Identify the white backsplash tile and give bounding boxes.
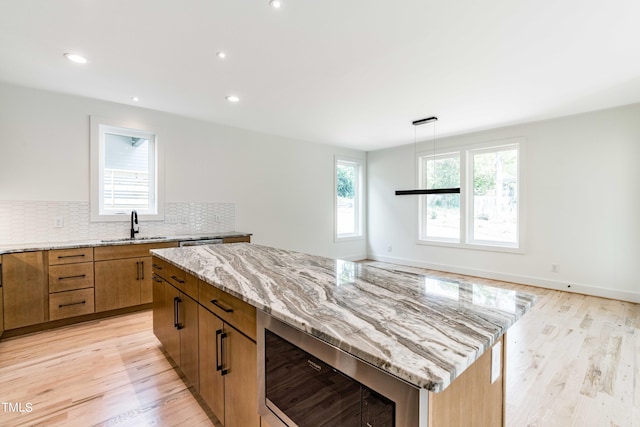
[0,201,235,244]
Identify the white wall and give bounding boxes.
[0,83,366,260]
[368,104,640,302]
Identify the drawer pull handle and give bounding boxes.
[211,299,234,313]
[57,254,86,259]
[59,301,86,308]
[152,275,163,283]
[58,274,87,281]
[152,263,163,270]
[171,275,186,284]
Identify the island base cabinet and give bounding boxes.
[152,276,199,391]
[428,336,505,427]
[199,306,260,427]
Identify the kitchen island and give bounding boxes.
[151,243,536,426]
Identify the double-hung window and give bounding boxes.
[335,157,364,240]
[418,138,523,251]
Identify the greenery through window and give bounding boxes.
[336,158,363,239]
[418,140,522,250]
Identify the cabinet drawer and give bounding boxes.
[151,257,169,280]
[199,282,256,341]
[95,242,178,261]
[166,263,199,299]
[49,288,95,320]
[48,247,94,265]
[49,262,94,293]
[222,236,251,244]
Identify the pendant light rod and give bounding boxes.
[395,188,460,196]
[412,116,438,126]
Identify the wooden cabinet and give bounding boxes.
[48,248,95,321]
[152,274,199,391]
[199,306,259,427]
[95,242,177,312]
[222,236,251,244]
[0,278,4,337]
[1,252,47,329]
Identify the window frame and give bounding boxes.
[416,138,525,253]
[90,116,164,222]
[334,156,365,241]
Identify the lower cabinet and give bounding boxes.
[198,306,260,427]
[1,252,48,329]
[152,275,199,391]
[95,242,177,312]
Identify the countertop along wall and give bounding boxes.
[0,82,366,260]
[367,103,640,303]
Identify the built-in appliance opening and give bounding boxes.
[257,311,427,427]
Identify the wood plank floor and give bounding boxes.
[1,263,638,426]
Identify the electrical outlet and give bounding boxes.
[180,216,188,224]
[53,217,64,228]
[214,215,221,223]
[387,245,392,252]
[551,264,558,273]
[165,216,177,224]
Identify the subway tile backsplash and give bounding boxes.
[0,201,235,244]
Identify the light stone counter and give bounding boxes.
[151,243,536,392]
[0,232,252,255]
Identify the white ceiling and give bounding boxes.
[1,0,639,151]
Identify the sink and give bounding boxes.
[101,236,167,243]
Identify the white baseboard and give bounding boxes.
[340,253,368,262]
[367,253,640,304]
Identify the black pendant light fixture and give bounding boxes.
[395,116,460,196]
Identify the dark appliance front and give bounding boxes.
[265,329,394,427]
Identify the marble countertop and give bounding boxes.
[151,243,537,392]
[0,232,252,255]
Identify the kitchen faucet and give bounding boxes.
[130,210,139,239]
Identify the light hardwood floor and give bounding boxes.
[0,263,638,426]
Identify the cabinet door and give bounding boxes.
[153,278,181,365]
[225,326,260,427]
[2,252,47,329]
[180,294,199,392]
[95,258,141,312]
[199,306,225,424]
[139,256,153,304]
[0,285,4,337]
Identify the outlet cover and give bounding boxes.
[53,217,64,228]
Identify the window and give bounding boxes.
[418,139,523,251]
[90,116,164,221]
[335,157,363,240]
[419,153,461,242]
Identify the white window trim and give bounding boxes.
[334,155,365,242]
[416,137,525,253]
[90,115,165,222]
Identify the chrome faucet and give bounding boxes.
[130,210,139,239]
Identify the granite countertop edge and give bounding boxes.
[0,232,252,255]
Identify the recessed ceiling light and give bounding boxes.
[269,0,282,9]
[132,96,140,102]
[64,53,88,64]
[226,95,240,103]
[217,51,226,59]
